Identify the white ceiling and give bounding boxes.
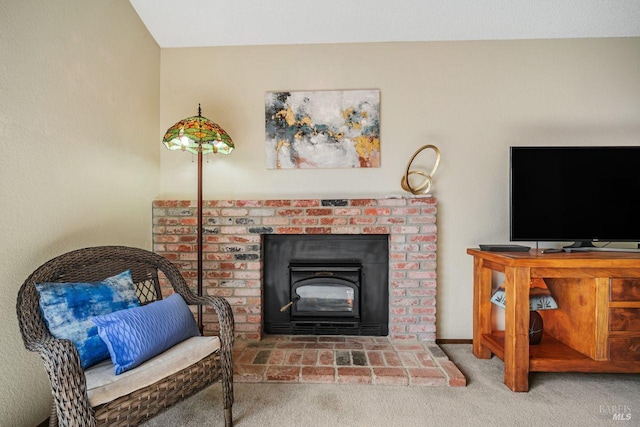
[129,0,640,48]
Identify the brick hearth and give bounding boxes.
[234,335,466,387]
[152,196,437,341]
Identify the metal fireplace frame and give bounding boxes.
[263,234,389,336]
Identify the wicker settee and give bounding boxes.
[16,246,234,427]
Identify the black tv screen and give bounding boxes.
[510,146,640,246]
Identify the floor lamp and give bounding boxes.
[162,104,234,332]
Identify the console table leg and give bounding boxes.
[503,266,530,392]
[473,257,493,358]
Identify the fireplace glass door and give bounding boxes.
[292,278,359,318]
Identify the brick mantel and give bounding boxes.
[152,197,437,341]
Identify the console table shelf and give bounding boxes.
[482,331,640,373]
[468,248,640,392]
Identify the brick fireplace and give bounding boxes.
[152,196,437,341]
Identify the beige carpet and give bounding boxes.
[142,344,639,426]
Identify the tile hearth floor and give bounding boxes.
[233,335,466,387]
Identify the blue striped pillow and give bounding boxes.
[35,270,140,368]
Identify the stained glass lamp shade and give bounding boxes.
[162,105,233,332]
[162,107,234,155]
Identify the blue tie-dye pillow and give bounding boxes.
[35,270,140,369]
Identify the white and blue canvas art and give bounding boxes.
[265,90,380,169]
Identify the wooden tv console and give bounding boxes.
[468,248,640,392]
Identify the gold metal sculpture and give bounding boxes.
[401,144,441,195]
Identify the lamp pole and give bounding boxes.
[197,140,204,334]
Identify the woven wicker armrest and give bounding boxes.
[185,295,235,344]
[32,336,96,424]
[181,294,235,418]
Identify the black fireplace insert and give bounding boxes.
[263,234,388,336]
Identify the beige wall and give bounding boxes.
[0,1,159,425]
[160,38,640,340]
[1,2,639,423]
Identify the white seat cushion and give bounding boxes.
[86,335,220,407]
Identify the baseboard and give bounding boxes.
[436,338,473,344]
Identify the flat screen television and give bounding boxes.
[510,146,640,248]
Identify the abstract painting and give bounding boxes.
[265,90,380,169]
